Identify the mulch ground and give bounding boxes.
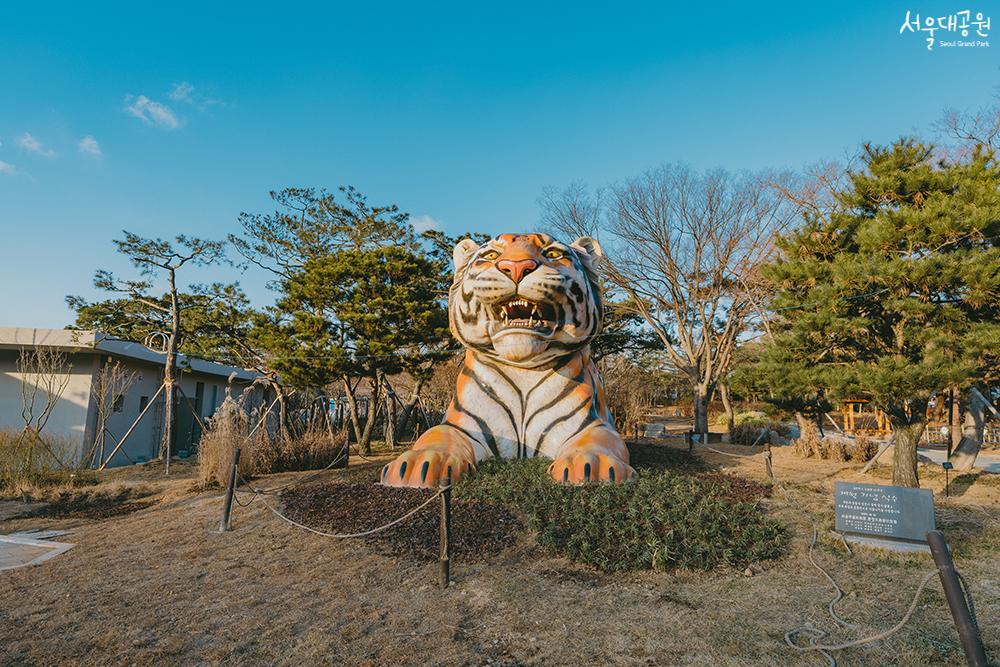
[696,472,773,502]
[279,482,523,562]
[31,500,155,520]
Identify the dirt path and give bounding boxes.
[1,454,998,666]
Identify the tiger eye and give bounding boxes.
[543,248,564,259]
[480,250,500,260]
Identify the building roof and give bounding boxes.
[0,328,258,381]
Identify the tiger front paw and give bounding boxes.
[381,447,475,488]
[547,450,636,485]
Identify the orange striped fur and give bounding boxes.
[383,234,634,487]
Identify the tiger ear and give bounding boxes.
[453,238,481,273]
[571,236,603,263]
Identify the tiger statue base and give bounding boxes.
[382,233,635,488]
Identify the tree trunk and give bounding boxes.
[342,376,363,445]
[358,375,382,455]
[719,382,735,434]
[891,419,924,488]
[948,384,962,456]
[693,382,711,442]
[952,387,987,472]
[160,268,180,470]
[384,381,397,450]
[269,378,291,442]
[395,378,425,441]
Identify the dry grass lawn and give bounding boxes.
[1,443,998,666]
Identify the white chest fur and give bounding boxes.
[446,350,605,460]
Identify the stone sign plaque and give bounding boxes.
[834,482,935,543]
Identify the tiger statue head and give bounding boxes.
[449,233,604,368]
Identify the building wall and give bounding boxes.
[1,348,256,468]
[96,357,246,467]
[0,349,97,463]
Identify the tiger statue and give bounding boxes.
[382,233,635,488]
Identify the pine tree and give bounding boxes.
[761,140,1000,486]
[269,245,450,453]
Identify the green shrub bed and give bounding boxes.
[456,449,786,572]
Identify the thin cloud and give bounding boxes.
[169,81,195,104]
[16,132,55,157]
[0,160,16,175]
[411,214,443,233]
[168,80,223,111]
[78,136,102,157]
[124,95,180,129]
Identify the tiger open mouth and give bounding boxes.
[491,297,558,333]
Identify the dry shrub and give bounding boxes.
[826,439,851,462]
[851,435,879,463]
[731,420,781,446]
[199,397,347,486]
[793,421,822,458]
[0,428,94,495]
[198,398,247,486]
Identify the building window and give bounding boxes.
[113,394,125,413]
[139,396,149,412]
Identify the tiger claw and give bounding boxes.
[548,451,635,485]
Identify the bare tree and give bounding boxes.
[85,360,137,467]
[543,166,795,439]
[91,232,226,469]
[938,99,1000,152]
[17,347,73,468]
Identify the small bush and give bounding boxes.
[793,421,824,459]
[730,418,789,446]
[734,411,768,425]
[199,398,347,486]
[457,458,786,572]
[851,436,879,463]
[0,429,95,495]
[825,439,851,462]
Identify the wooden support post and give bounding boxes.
[177,385,209,433]
[764,442,774,481]
[439,477,452,589]
[99,383,164,470]
[686,429,693,454]
[926,531,988,667]
[219,447,241,532]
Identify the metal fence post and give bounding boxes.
[439,477,452,588]
[219,447,241,532]
[764,442,774,481]
[926,530,988,667]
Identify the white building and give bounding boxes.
[0,328,261,467]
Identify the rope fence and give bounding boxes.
[258,486,447,539]
[215,430,987,660]
[216,441,457,587]
[692,439,985,666]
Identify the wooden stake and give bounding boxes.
[439,477,452,589]
[219,447,241,532]
[177,385,209,432]
[927,531,988,666]
[99,382,164,470]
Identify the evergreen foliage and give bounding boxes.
[757,140,1000,486]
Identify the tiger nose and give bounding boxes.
[496,258,538,284]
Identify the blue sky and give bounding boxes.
[1,1,997,328]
